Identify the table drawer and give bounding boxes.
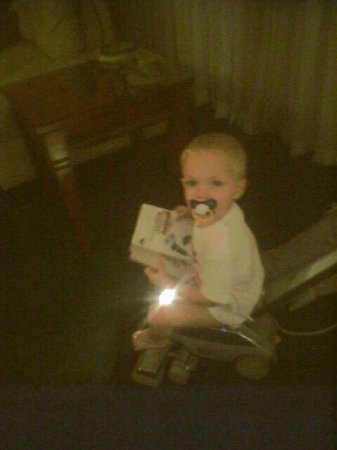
[66,110,172,149]
[132,89,171,119]
[65,103,134,147]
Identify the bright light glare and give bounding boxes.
[158,288,176,306]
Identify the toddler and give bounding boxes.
[133,133,264,351]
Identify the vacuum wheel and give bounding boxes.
[235,355,270,380]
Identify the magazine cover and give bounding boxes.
[129,204,194,278]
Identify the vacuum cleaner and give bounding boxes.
[132,208,337,386]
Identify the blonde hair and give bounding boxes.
[180,133,247,179]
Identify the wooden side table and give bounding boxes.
[2,59,193,251]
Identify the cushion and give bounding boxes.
[0,5,20,51]
[11,0,84,59]
[0,40,51,87]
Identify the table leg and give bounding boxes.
[42,130,91,252]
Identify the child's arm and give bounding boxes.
[144,259,217,307]
[173,205,191,220]
[176,284,217,306]
[144,261,176,289]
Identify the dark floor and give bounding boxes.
[0,113,336,388]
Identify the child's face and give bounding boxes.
[181,150,246,226]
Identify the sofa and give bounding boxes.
[0,0,116,189]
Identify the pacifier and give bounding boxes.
[189,199,217,226]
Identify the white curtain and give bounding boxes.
[123,0,337,165]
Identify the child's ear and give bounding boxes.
[233,178,247,199]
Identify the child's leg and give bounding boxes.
[132,327,172,351]
[132,303,173,351]
[150,300,221,328]
[132,301,220,351]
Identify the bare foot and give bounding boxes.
[132,329,171,351]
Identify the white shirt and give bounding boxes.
[193,202,264,327]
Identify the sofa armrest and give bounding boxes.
[0,3,20,51]
[11,0,84,59]
[11,0,116,59]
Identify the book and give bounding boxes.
[129,204,194,279]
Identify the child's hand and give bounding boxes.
[144,258,175,289]
[173,205,191,220]
[190,263,202,289]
